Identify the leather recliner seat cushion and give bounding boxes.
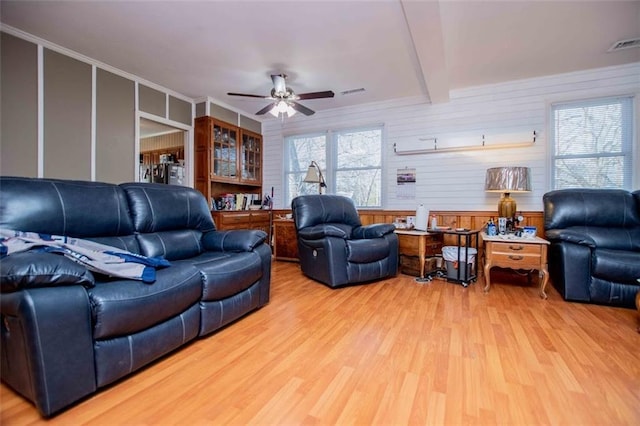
[177,251,263,301]
[347,238,391,263]
[88,264,202,339]
[591,249,640,283]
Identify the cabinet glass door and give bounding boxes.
[212,123,237,179]
[241,132,261,184]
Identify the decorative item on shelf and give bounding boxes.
[485,166,531,219]
[303,161,327,194]
[415,204,428,230]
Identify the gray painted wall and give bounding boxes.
[43,48,92,180]
[169,95,191,125]
[96,69,135,183]
[0,30,261,185]
[139,85,166,117]
[1,33,38,177]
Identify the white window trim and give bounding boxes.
[547,94,636,191]
[284,125,384,207]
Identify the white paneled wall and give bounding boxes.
[262,63,640,210]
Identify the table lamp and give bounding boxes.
[484,167,531,218]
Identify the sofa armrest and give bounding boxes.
[545,229,596,248]
[1,286,96,416]
[297,223,353,240]
[202,229,267,252]
[352,223,396,239]
[1,252,95,293]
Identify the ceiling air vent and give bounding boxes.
[607,37,640,52]
[340,88,366,95]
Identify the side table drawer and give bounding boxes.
[491,252,540,269]
[492,242,540,255]
[220,213,252,225]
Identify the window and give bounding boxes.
[550,96,633,190]
[285,126,383,207]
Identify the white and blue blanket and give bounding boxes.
[0,229,170,283]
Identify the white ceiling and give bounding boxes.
[2,0,639,120]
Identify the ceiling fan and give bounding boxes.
[228,74,334,117]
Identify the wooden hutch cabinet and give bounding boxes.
[195,116,269,238]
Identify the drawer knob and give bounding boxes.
[509,245,524,251]
[508,255,524,261]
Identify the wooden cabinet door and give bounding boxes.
[212,121,238,182]
[240,129,262,186]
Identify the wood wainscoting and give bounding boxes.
[277,209,545,239]
[358,210,545,238]
[275,209,544,266]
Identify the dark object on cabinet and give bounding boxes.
[291,195,398,288]
[543,188,640,308]
[0,177,271,417]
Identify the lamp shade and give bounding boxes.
[303,164,320,183]
[484,167,531,193]
[303,161,326,194]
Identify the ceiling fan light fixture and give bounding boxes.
[269,100,297,118]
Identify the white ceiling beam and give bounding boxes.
[400,0,450,103]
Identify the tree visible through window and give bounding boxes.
[285,126,383,207]
[550,96,633,190]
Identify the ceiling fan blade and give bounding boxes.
[255,103,276,115]
[271,74,287,95]
[228,92,271,99]
[290,102,315,116]
[296,90,335,100]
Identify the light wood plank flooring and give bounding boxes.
[2,261,639,425]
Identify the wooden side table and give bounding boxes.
[273,219,298,261]
[482,233,550,298]
[394,230,443,281]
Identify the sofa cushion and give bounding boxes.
[347,238,390,263]
[88,264,202,339]
[292,195,362,230]
[176,251,263,301]
[136,229,205,261]
[0,177,134,238]
[592,249,640,284]
[544,188,640,230]
[121,182,215,233]
[0,252,95,292]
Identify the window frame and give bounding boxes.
[549,95,635,190]
[284,125,384,208]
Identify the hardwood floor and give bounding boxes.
[2,261,639,425]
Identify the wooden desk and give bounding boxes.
[394,230,443,281]
[482,233,550,298]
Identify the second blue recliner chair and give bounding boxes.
[291,195,398,288]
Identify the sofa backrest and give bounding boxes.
[291,195,361,231]
[120,182,215,260]
[543,188,640,230]
[0,177,136,245]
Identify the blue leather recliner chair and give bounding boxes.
[291,195,398,288]
[543,188,640,308]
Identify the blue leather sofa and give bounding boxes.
[543,188,640,307]
[291,195,398,288]
[0,177,271,416]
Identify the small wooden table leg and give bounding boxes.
[636,290,640,333]
[483,262,492,293]
[539,266,549,299]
